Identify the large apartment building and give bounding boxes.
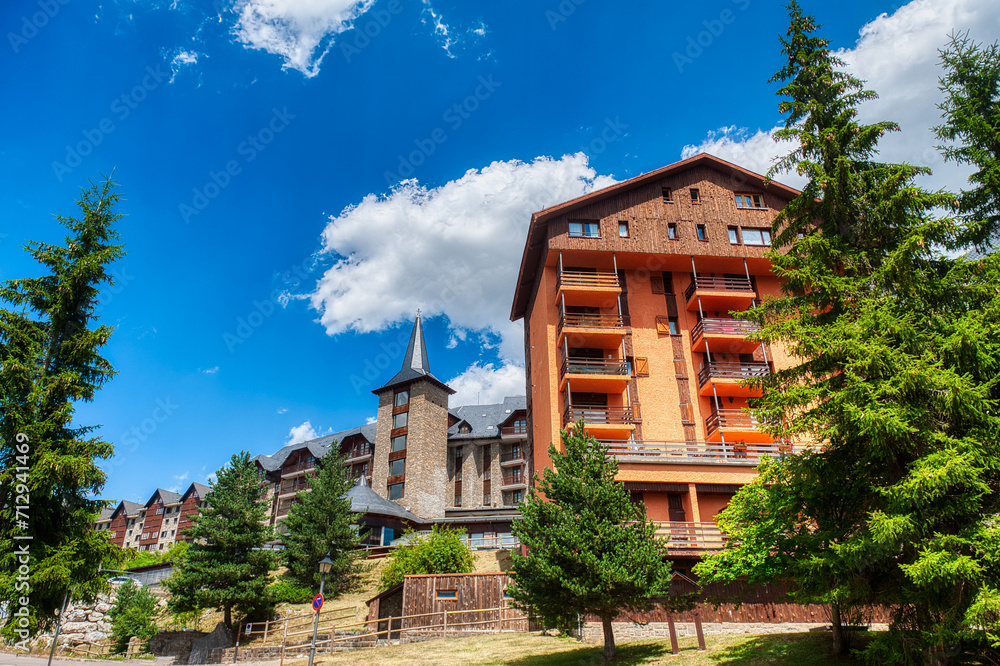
[252,314,530,548]
[94,482,210,552]
[510,153,803,571]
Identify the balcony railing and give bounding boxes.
[691,318,761,344]
[501,472,526,488]
[653,522,726,550]
[602,439,804,464]
[558,312,628,330]
[564,405,634,425]
[278,479,309,495]
[705,409,770,437]
[697,361,771,387]
[282,461,315,476]
[560,357,630,377]
[345,443,374,461]
[500,424,528,437]
[684,275,755,302]
[557,269,620,290]
[500,450,525,464]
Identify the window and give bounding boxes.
[394,389,409,407]
[484,468,491,481]
[662,187,673,202]
[389,459,405,476]
[436,590,457,600]
[618,221,629,238]
[667,223,677,240]
[728,226,740,244]
[454,492,462,507]
[391,435,406,452]
[455,469,463,481]
[158,544,164,550]
[512,490,523,504]
[668,318,679,335]
[151,531,158,539]
[388,483,404,500]
[483,493,491,506]
[697,224,708,241]
[735,193,765,209]
[458,423,471,434]
[690,188,701,203]
[393,412,407,428]
[742,228,772,245]
[156,508,163,515]
[455,446,463,461]
[568,220,600,238]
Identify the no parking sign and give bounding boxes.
[312,593,323,611]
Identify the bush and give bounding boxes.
[108,580,159,653]
[379,526,474,591]
[268,580,314,605]
[127,541,190,569]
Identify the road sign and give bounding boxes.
[312,593,323,611]
[245,623,251,634]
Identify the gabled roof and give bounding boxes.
[180,482,211,501]
[255,424,378,473]
[447,396,527,440]
[374,314,455,395]
[510,153,802,320]
[97,508,114,522]
[344,475,424,522]
[145,488,182,507]
[110,499,145,520]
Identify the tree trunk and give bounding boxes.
[602,614,616,660]
[831,604,844,655]
[224,604,232,631]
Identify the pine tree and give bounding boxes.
[0,177,129,640]
[696,4,1000,663]
[108,580,159,653]
[165,452,277,630]
[281,449,359,593]
[509,422,674,661]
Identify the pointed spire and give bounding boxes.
[373,312,456,395]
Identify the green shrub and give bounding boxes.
[108,581,159,653]
[268,580,314,605]
[127,541,190,569]
[379,526,474,591]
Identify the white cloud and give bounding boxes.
[365,415,377,424]
[173,471,190,482]
[420,1,486,58]
[308,154,615,365]
[277,407,288,414]
[167,484,181,493]
[446,362,526,407]
[168,49,201,84]
[682,0,998,193]
[232,0,375,77]
[202,366,219,374]
[286,420,321,444]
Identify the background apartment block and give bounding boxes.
[511,153,803,572]
[94,482,210,552]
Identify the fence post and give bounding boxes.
[386,616,392,644]
[278,619,288,666]
[443,609,447,636]
[667,615,679,655]
[263,619,269,642]
[694,611,706,651]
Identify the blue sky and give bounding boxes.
[1,0,996,503]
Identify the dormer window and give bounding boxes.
[458,424,471,434]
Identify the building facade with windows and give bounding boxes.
[252,314,529,548]
[94,482,210,552]
[510,153,804,570]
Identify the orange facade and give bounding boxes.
[512,153,801,565]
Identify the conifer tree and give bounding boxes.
[696,4,1000,663]
[0,177,128,640]
[165,452,277,630]
[509,422,674,661]
[281,449,359,593]
[108,580,158,653]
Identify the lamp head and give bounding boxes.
[318,554,334,575]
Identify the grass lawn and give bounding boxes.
[305,630,871,665]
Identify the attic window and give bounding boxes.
[436,590,457,600]
[459,424,471,434]
[690,188,701,203]
[486,425,494,431]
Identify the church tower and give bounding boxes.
[371,313,455,519]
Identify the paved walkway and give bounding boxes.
[0,656,284,666]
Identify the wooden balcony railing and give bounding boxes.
[279,478,309,495]
[500,424,528,437]
[557,269,620,290]
[500,472,525,487]
[705,409,770,437]
[560,357,629,377]
[344,443,374,460]
[558,312,628,330]
[697,361,771,387]
[601,439,804,463]
[653,522,726,550]
[282,460,315,476]
[683,275,755,302]
[564,405,634,425]
[500,449,525,464]
[691,318,761,344]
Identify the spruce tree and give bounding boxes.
[509,422,674,661]
[108,580,158,653]
[281,449,359,593]
[165,452,277,630]
[0,177,129,640]
[696,4,1000,663]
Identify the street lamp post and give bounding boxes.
[306,554,334,666]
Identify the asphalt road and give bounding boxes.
[0,656,282,666]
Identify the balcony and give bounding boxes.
[500,424,528,440]
[603,439,804,465]
[556,269,621,308]
[281,460,316,477]
[683,276,756,312]
[705,409,774,443]
[564,404,636,438]
[500,472,527,490]
[691,318,762,353]
[278,479,309,498]
[345,443,374,463]
[697,361,770,397]
[558,311,628,347]
[653,522,726,552]
[500,449,526,466]
[559,356,630,392]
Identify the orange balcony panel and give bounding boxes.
[691,318,762,354]
[697,362,769,398]
[698,380,763,398]
[684,276,756,312]
[560,374,630,393]
[556,270,621,308]
[704,409,774,443]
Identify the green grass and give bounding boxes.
[307,630,872,665]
